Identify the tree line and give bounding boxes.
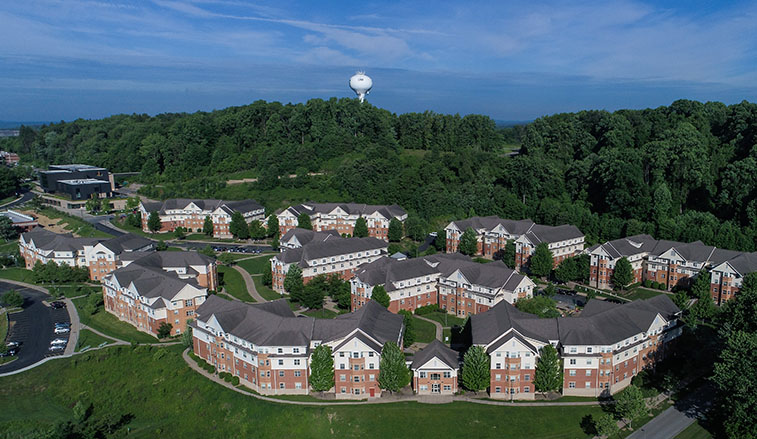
[3,99,757,251]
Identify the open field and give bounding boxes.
[72,297,160,344]
[0,345,605,438]
[0,268,34,283]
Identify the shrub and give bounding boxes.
[414,304,441,315]
[231,376,240,386]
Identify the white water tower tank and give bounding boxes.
[349,72,372,103]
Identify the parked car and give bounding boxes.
[50,338,67,345]
[54,327,70,334]
[6,341,19,349]
[48,344,64,352]
[0,348,18,357]
[54,322,70,328]
[50,301,66,309]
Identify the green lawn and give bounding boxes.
[39,208,113,238]
[110,218,164,240]
[252,275,282,301]
[0,240,18,253]
[0,344,604,438]
[624,287,666,301]
[75,329,112,352]
[237,255,274,276]
[412,316,437,343]
[217,265,253,302]
[301,308,339,319]
[674,421,712,439]
[72,297,160,344]
[51,284,101,298]
[0,310,8,344]
[0,268,34,283]
[418,312,465,328]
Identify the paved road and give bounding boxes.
[628,384,712,439]
[232,265,268,302]
[0,282,71,373]
[1,189,34,209]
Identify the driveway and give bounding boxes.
[0,282,71,374]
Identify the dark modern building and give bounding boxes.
[38,164,115,199]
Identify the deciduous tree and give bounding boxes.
[284,265,304,302]
[203,215,213,236]
[388,218,403,242]
[398,310,415,346]
[229,211,250,239]
[157,322,173,339]
[353,217,368,238]
[147,211,161,232]
[611,257,633,290]
[297,213,312,230]
[529,243,554,278]
[614,385,646,428]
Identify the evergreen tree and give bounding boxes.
[534,344,562,394]
[248,220,266,240]
[0,217,17,241]
[388,218,403,242]
[611,257,634,290]
[229,211,250,239]
[461,345,489,392]
[284,265,304,302]
[378,342,410,392]
[147,211,161,232]
[157,322,173,339]
[181,321,193,348]
[267,215,280,237]
[353,217,369,238]
[202,215,213,236]
[262,267,273,287]
[687,269,715,326]
[459,227,478,256]
[614,385,646,428]
[271,234,280,251]
[529,243,554,278]
[398,310,415,346]
[297,213,312,230]
[309,345,335,392]
[1,289,23,307]
[370,285,390,307]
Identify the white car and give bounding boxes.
[54,327,70,334]
[48,344,64,351]
[50,338,67,345]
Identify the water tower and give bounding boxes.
[349,71,372,103]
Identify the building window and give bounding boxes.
[569,382,576,389]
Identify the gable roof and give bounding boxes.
[411,339,459,369]
[524,224,584,245]
[98,233,154,254]
[276,236,388,267]
[21,228,102,252]
[449,216,534,235]
[280,228,340,247]
[285,203,406,220]
[353,257,439,291]
[142,199,263,215]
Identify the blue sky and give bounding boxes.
[1,0,756,121]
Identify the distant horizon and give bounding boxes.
[2,0,756,121]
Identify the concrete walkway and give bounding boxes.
[415,315,443,341]
[232,265,267,302]
[63,297,80,355]
[182,348,603,407]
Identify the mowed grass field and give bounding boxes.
[0,345,604,439]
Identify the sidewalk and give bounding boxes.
[415,315,443,341]
[232,265,267,302]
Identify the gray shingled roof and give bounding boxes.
[411,339,460,369]
[430,254,526,290]
[353,257,438,291]
[281,228,340,247]
[21,228,102,252]
[276,236,388,267]
[723,252,757,276]
[450,216,534,235]
[524,224,584,245]
[110,262,199,301]
[131,251,214,269]
[470,300,557,345]
[195,296,403,349]
[99,233,154,254]
[286,203,406,220]
[142,198,263,215]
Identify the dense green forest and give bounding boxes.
[2,98,757,251]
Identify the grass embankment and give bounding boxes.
[0,345,605,438]
[38,208,112,238]
[412,316,437,343]
[674,421,712,439]
[0,309,8,344]
[75,329,112,352]
[252,276,281,301]
[0,240,18,253]
[72,297,160,344]
[217,265,252,303]
[0,268,34,283]
[623,287,666,301]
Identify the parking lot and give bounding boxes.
[0,281,71,374]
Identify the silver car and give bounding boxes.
[50,338,67,345]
